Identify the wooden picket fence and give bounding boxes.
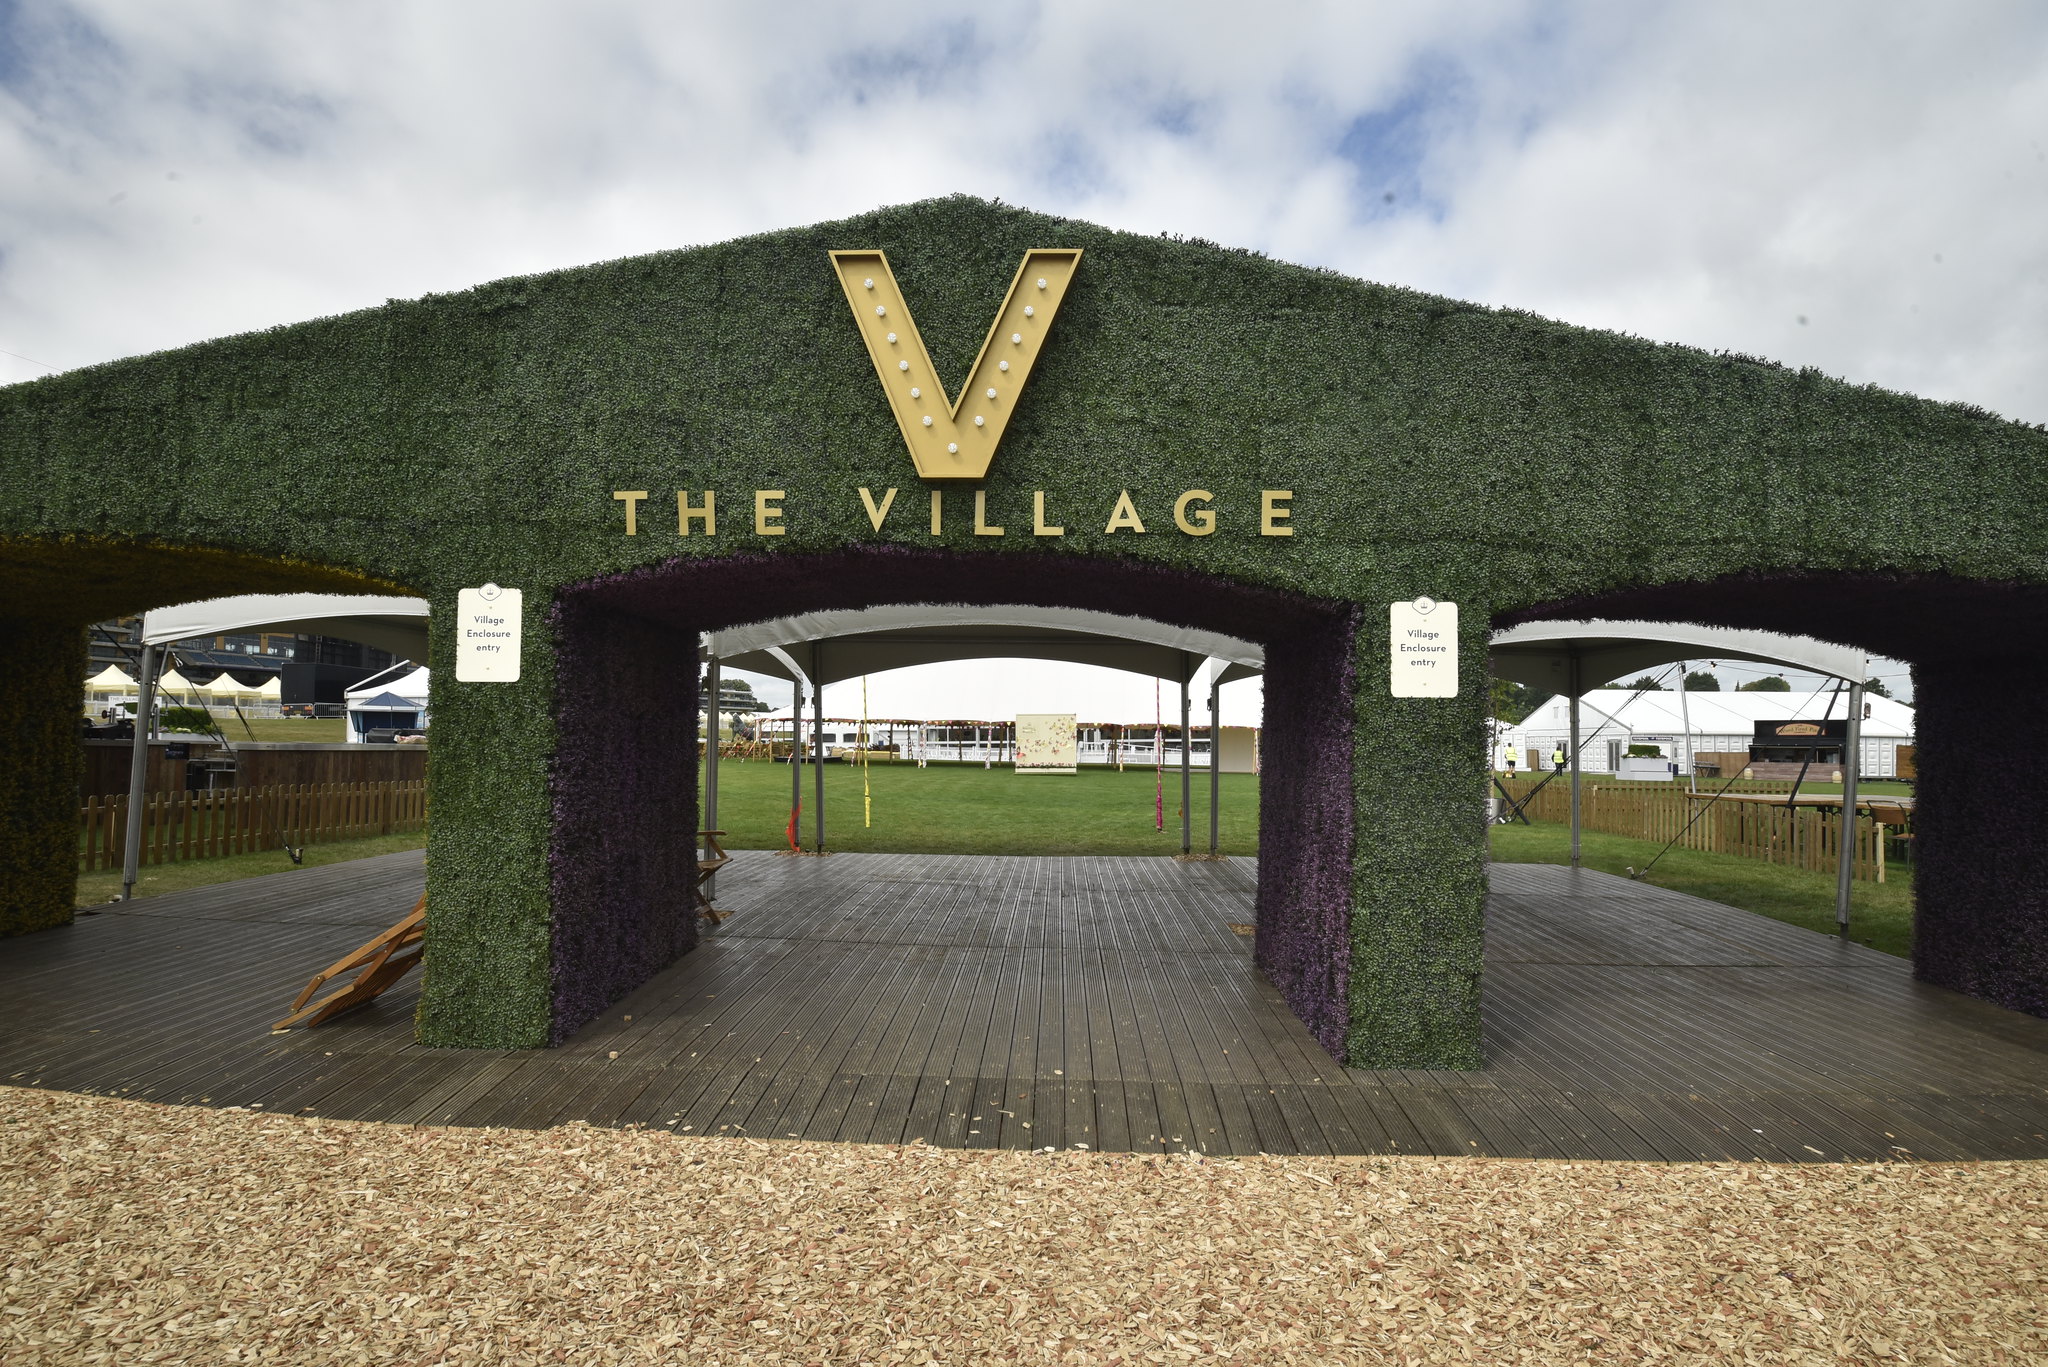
[78,781,427,871]
[1498,777,1893,882]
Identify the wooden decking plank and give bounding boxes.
[848,941,973,1145]
[933,946,1019,1147]
[745,935,939,1143]
[894,948,999,1147]
[834,951,953,1145]
[1524,974,1867,1163]
[1159,949,1304,1154]
[1380,1071,1494,1157]
[622,935,858,1134]
[1077,947,1132,1154]
[721,935,909,1139]
[667,944,864,1140]
[314,1055,473,1123]
[1025,946,1069,1151]
[1484,1000,1759,1161]
[994,945,1048,1150]
[1096,947,1166,1153]
[1482,962,1784,1159]
[778,948,947,1145]
[801,948,957,1144]
[441,1055,568,1129]
[1419,1072,1575,1161]
[14,851,2048,1163]
[1129,953,1233,1154]
[364,1052,511,1125]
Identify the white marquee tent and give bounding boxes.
[1499,689,1914,778]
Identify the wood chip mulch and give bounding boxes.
[3,1086,2043,1364]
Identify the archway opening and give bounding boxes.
[549,547,1361,1062]
[0,535,413,937]
[1498,569,2048,1019]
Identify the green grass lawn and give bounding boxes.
[74,832,426,907]
[67,756,1911,961]
[183,716,348,743]
[1489,819,1913,958]
[703,758,1260,856]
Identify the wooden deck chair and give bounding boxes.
[696,830,732,922]
[273,893,426,1030]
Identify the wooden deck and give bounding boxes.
[5,850,2045,1160]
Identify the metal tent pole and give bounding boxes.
[1835,680,1865,939]
[812,643,826,852]
[1179,659,1193,856]
[1676,659,1695,792]
[704,656,721,898]
[790,680,803,847]
[119,641,159,901]
[1568,651,1583,871]
[1207,667,1221,857]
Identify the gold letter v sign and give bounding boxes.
[831,249,1080,481]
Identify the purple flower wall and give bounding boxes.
[1504,569,2048,1021]
[548,598,702,1043]
[550,546,1358,1052]
[1912,665,2048,1015]
[1251,616,1361,1055]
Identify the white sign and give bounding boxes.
[456,584,522,682]
[1389,597,1458,698]
[1015,713,1078,774]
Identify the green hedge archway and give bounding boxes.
[5,196,2047,1065]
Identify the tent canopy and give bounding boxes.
[85,664,134,689]
[140,593,429,659]
[1489,620,1868,697]
[345,664,429,704]
[703,605,1263,690]
[348,691,422,711]
[1512,688,1916,740]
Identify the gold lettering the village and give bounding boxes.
[609,487,1294,539]
[608,249,1293,543]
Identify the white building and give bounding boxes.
[1496,689,1914,779]
[752,713,1258,769]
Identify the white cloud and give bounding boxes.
[4,1,2041,420]
[0,1,2025,706]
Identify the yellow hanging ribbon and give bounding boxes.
[862,675,872,829]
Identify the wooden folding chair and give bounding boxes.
[273,893,426,1030]
[696,830,732,922]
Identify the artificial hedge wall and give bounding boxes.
[6,196,2048,1062]
[0,620,85,937]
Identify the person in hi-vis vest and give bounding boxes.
[1551,746,1567,774]
[1503,745,1518,774]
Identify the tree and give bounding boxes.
[1489,678,1552,725]
[1736,675,1791,692]
[1683,670,1720,691]
[712,677,767,713]
[702,673,769,743]
[1863,676,1894,699]
[1619,675,1666,691]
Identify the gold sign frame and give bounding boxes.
[831,248,1081,480]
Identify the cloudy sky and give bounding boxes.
[8,0,2036,711]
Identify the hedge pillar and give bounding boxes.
[415,588,558,1048]
[1342,603,1489,1069]
[0,620,85,938]
[1912,662,2048,1017]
